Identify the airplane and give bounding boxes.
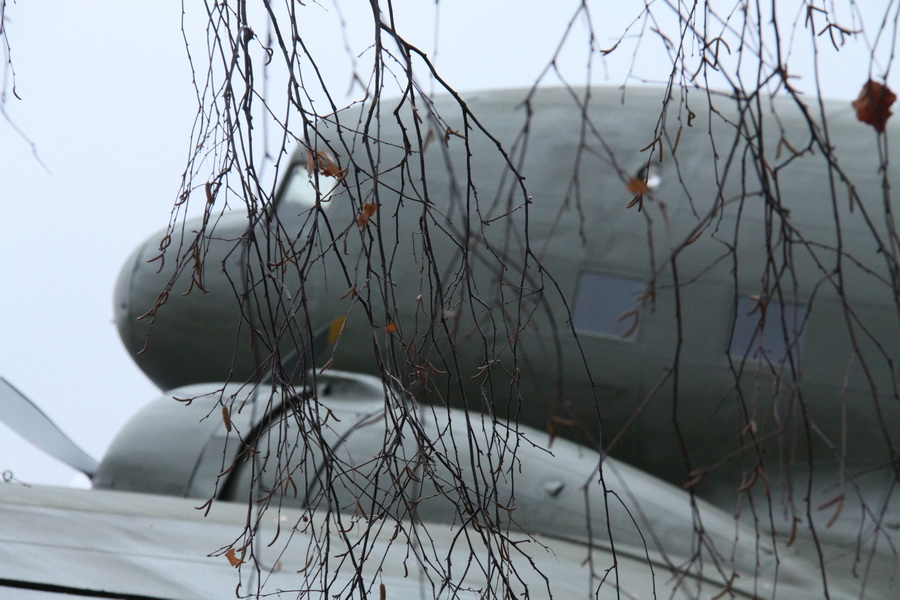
[2,85,898,598]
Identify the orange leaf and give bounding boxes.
[626,178,650,195]
[357,202,378,227]
[852,80,896,133]
[305,149,347,180]
[225,548,245,567]
[385,322,397,333]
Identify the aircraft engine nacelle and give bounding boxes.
[92,370,844,599]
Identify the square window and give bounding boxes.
[729,297,806,363]
[572,272,644,340]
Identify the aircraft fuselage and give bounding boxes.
[115,87,900,491]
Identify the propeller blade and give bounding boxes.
[263,316,345,386]
[0,377,99,478]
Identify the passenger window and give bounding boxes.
[729,297,806,363]
[572,272,645,340]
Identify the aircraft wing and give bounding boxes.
[0,482,693,600]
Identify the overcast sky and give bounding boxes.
[0,1,891,487]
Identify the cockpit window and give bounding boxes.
[277,163,339,210]
[729,296,806,363]
[572,272,645,340]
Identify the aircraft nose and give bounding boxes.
[113,242,149,367]
[113,208,329,390]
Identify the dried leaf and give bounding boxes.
[599,39,621,55]
[710,573,739,600]
[423,128,435,150]
[323,408,341,423]
[225,548,245,567]
[306,149,347,180]
[683,469,707,489]
[740,419,758,437]
[385,321,397,333]
[616,307,640,338]
[217,462,236,477]
[819,494,845,528]
[195,497,213,516]
[745,296,764,316]
[684,228,703,246]
[547,415,576,445]
[402,465,422,483]
[626,178,650,195]
[221,405,232,433]
[357,202,378,228]
[786,515,802,547]
[296,555,315,574]
[852,80,896,133]
[736,469,758,493]
[327,316,345,345]
[443,127,465,145]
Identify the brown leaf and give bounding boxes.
[357,202,378,228]
[852,80,896,133]
[225,548,245,567]
[443,127,465,145]
[616,307,640,338]
[204,181,216,205]
[683,469,707,489]
[786,516,802,547]
[222,405,232,432]
[195,497,213,516]
[305,149,347,180]
[819,494,845,528]
[626,178,650,195]
[736,469,758,493]
[684,228,703,246]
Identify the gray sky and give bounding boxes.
[0,1,890,486]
